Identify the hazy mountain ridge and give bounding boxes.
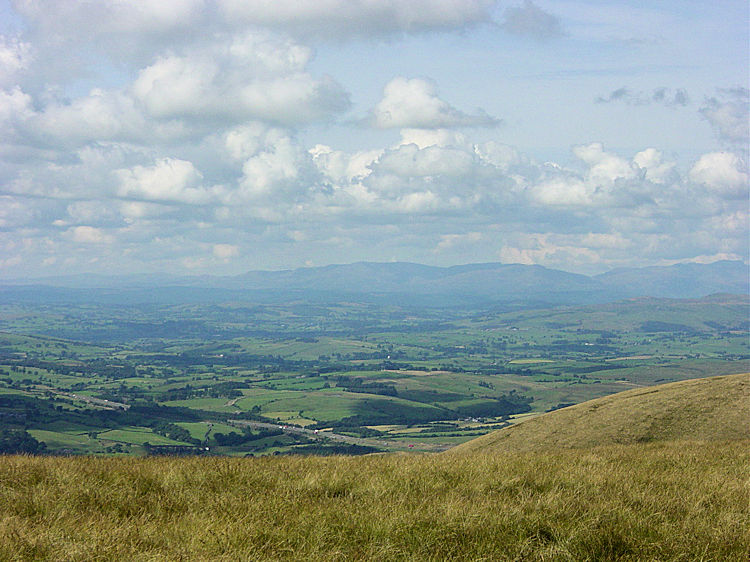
[2,260,747,305]
[594,261,750,298]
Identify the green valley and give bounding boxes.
[1,293,747,456]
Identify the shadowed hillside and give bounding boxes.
[452,373,750,454]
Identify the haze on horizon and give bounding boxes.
[0,0,747,279]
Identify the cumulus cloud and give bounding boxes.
[14,0,205,37]
[502,1,563,39]
[63,201,119,227]
[212,243,239,260]
[0,31,349,155]
[18,0,497,44]
[371,77,499,129]
[573,142,637,186]
[632,148,676,184]
[0,86,33,125]
[235,133,317,201]
[1,85,193,150]
[0,196,37,228]
[116,158,212,204]
[6,139,750,274]
[24,89,162,147]
[67,226,114,244]
[398,128,469,149]
[689,152,748,199]
[0,1,747,277]
[216,0,496,38]
[498,232,627,269]
[0,35,32,86]
[700,88,749,145]
[526,143,681,210]
[373,143,476,180]
[12,0,205,64]
[132,33,350,126]
[596,87,689,107]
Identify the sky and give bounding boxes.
[0,0,748,278]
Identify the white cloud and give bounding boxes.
[633,148,676,184]
[119,201,172,221]
[689,152,748,199]
[0,86,33,125]
[398,128,467,149]
[14,0,205,36]
[398,190,440,212]
[580,232,631,250]
[212,243,239,259]
[1,142,143,200]
[666,253,745,265]
[502,1,563,39]
[0,255,22,269]
[700,88,749,145]
[216,0,496,38]
[373,143,476,180]
[436,232,482,252]
[498,233,619,269]
[371,77,498,129]
[131,34,350,125]
[225,123,272,161]
[573,142,637,188]
[532,176,591,206]
[132,55,217,119]
[25,89,157,147]
[236,134,312,199]
[65,201,118,226]
[68,226,114,244]
[0,196,36,228]
[0,35,32,86]
[474,141,526,171]
[0,1,747,277]
[309,144,382,183]
[116,158,212,204]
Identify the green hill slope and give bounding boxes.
[452,373,750,454]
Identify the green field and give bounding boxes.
[97,427,192,446]
[1,294,748,456]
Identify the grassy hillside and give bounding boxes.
[1,440,748,560]
[453,373,750,454]
[2,374,748,559]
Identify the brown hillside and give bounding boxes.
[451,373,750,454]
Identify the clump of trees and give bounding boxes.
[0,429,46,454]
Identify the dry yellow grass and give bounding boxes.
[2,374,748,560]
[452,373,750,454]
[1,440,748,560]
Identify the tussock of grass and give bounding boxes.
[1,440,748,560]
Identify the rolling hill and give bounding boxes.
[452,373,750,453]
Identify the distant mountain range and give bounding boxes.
[2,260,748,306]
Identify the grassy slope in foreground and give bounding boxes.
[1,441,748,560]
[452,373,750,454]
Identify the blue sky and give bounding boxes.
[0,0,747,277]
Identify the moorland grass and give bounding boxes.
[1,439,748,561]
[453,373,750,454]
